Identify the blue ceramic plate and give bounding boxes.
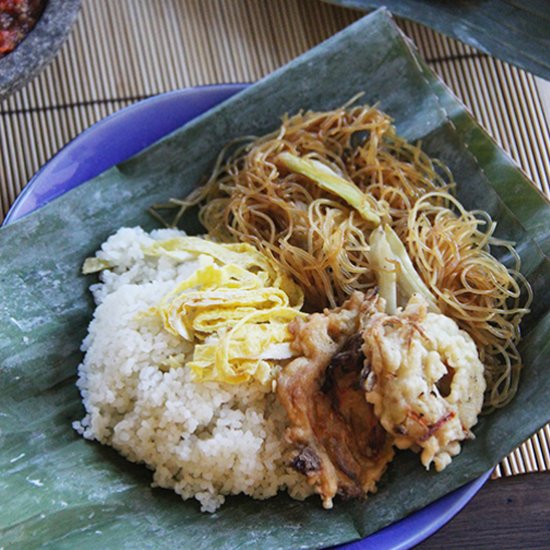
[4,84,492,549]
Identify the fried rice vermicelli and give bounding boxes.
[153,102,532,410]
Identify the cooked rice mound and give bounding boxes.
[73,227,311,512]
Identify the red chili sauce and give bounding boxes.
[0,0,45,58]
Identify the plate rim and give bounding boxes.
[3,84,492,550]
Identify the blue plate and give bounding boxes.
[4,84,492,549]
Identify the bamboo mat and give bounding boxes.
[0,0,548,478]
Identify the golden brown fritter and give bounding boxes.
[362,295,486,471]
[276,292,394,509]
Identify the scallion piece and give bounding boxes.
[278,151,381,225]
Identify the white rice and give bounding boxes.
[73,227,311,512]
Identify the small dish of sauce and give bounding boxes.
[0,0,45,58]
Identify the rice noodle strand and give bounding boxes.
[155,105,531,411]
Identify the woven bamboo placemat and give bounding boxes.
[0,0,548,478]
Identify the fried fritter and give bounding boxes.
[276,292,394,509]
[362,294,486,471]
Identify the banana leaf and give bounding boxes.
[321,0,550,80]
[1,9,549,549]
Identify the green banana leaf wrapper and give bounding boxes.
[321,0,550,81]
[1,9,549,549]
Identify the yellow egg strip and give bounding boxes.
[147,236,303,306]
[151,237,304,384]
[190,308,302,384]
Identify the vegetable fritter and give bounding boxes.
[362,294,486,471]
[276,292,394,509]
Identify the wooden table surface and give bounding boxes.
[418,474,550,549]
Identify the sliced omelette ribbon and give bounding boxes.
[147,237,304,384]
